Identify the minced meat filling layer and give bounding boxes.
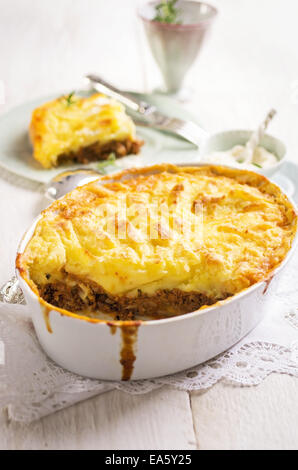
[57,138,143,165]
[39,282,230,321]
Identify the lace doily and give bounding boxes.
[1,247,298,423]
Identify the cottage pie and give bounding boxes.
[29,92,143,168]
[17,164,297,320]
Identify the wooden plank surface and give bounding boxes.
[1,375,298,450]
[0,388,196,450]
[191,374,298,450]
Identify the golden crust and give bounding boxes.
[17,164,297,314]
[29,93,141,168]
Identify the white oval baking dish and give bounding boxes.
[16,164,298,381]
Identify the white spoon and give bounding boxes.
[240,109,277,163]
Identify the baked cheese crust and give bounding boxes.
[17,164,297,318]
[29,92,142,168]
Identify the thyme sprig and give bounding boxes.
[64,91,76,106]
[154,0,181,24]
[97,153,117,174]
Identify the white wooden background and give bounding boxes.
[0,0,298,450]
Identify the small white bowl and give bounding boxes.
[200,130,286,178]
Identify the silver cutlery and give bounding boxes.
[44,168,101,201]
[85,74,208,148]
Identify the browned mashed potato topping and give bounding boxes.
[17,164,297,320]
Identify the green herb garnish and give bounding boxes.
[64,91,76,106]
[237,159,245,163]
[154,0,181,24]
[252,162,262,168]
[97,153,116,174]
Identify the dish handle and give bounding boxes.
[0,276,25,305]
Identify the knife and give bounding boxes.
[85,74,208,148]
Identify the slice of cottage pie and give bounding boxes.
[29,92,143,169]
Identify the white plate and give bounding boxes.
[0,92,202,183]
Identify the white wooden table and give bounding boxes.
[0,0,298,450]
